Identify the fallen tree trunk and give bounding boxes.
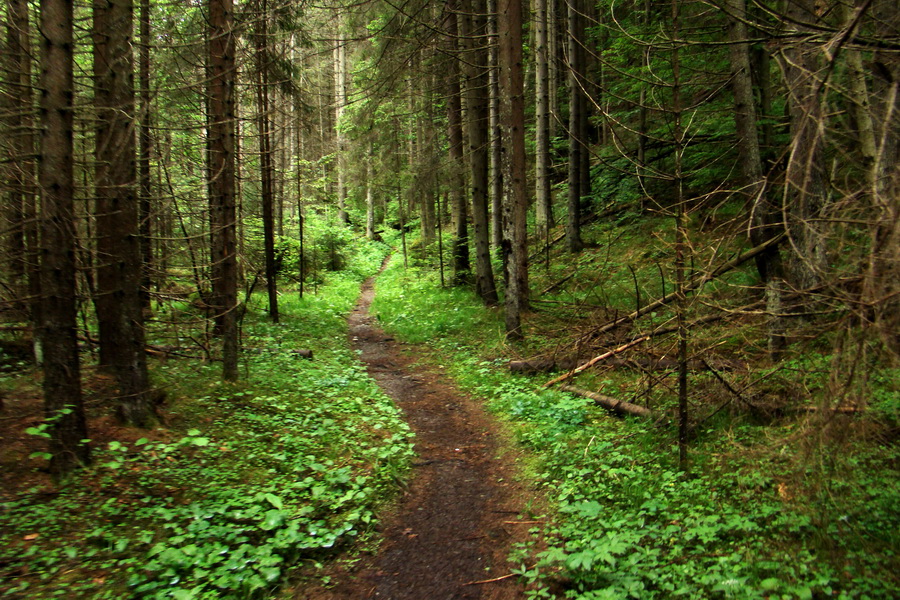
[560,385,653,418]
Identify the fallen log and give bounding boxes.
[560,385,653,418]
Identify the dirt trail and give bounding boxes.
[295,274,528,599]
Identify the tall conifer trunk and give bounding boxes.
[255,0,278,322]
[566,0,586,252]
[446,0,470,283]
[208,0,239,380]
[461,0,498,304]
[534,0,552,239]
[93,0,153,425]
[138,0,152,309]
[38,0,90,478]
[499,0,529,339]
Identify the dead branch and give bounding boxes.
[542,336,651,388]
[592,233,785,336]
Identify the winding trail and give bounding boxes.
[297,271,527,599]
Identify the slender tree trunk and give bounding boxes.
[255,0,278,323]
[499,0,529,340]
[38,0,91,479]
[671,0,688,473]
[461,0,498,304]
[93,0,153,425]
[334,26,349,225]
[535,0,552,239]
[421,61,437,249]
[726,0,785,360]
[365,156,377,242]
[636,0,651,204]
[446,0,470,283]
[138,0,152,310]
[565,0,585,252]
[208,0,239,380]
[548,0,559,137]
[3,0,30,308]
[488,0,503,251]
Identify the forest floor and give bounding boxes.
[290,273,530,600]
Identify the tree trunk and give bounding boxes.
[534,0,552,239]
[93,0,153,425]
[461,0,499,304]
[334,26,350,225]
[446,0,471,283]
[726,0,786,360]
[138,0,152,310]
[498,0,529,340]
[488,0,503,252]
[3,0,32,310]
[566,0,585,252]
[255,0,279,323]
[208,0,239,380]
[671,0,688,472]
[366,150,377,240]
[38,0,91,479]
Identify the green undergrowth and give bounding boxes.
[1,240,415,599]
[371,254,900,600]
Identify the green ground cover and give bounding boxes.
[371,247,900,600]
[1,239,414,599]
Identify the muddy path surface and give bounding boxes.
[294,273,529,600]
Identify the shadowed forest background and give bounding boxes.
[1,0,898,597]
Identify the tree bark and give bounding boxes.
[725,0,786,360]
[3,0,34,310]
[534,0,552,239]
[446,0,470,283]
[38,0,91,478]
[255,0,279,323]
[366,149,377,240]
[208,0,239,380]
[334,26,350,225]
[488,0,503,251]
[498,0,529,340]
[93,0,153,425]
[138,0,152,310]
[566,0,586,252]
[461,0,499,304]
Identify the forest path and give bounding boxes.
[293,269,528,600]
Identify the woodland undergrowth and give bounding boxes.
[372,216,900,600]
[0,237,414,599]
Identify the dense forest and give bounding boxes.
[1,0,898,597]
